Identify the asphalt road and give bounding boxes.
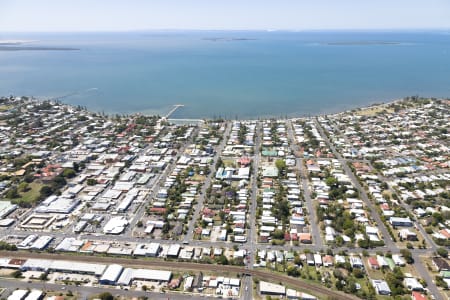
[184,123,231,242]
[0,278,214,300]
[287,120,323,249]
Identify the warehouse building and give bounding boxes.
[99,264,124,285]
[103,216,128,234]
[167,244,181,258]
[117,268,172,286]
[0,201,18,219]
[117,268,134,286]
[21,259,106,276]
[133,269,172,282]
[30,236,53,250]
[259,281,286,296]
[7,289,29,300]
[35,195,80,214]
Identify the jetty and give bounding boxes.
[165,104,184,118]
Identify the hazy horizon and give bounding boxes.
[1,0,449,32]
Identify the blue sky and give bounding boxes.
[1,0,449,32]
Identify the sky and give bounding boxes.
[0,0,449,32]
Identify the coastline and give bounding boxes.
[1,95,429,120]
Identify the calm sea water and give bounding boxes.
[0,31,449,119]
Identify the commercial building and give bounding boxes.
[259,281,286,296]
[99,264,124,285]
[167,244,181,258]
[30,235,53,250]
[116,268,172,285]
[0,201,17,219]
[35,195,80,214]
[103,216,128,234]
[21,259,107,276]
[7,290,29,300]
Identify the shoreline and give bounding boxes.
[2,95,434,120]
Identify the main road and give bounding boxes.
[184,122,231,242]
[0,278,213,300]
[242,120,261,300]
[287,120,323,249]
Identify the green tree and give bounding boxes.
[86,178,97,186]
[216,255,229,265]
[12,270,23,278]
[18,182,29,192]
[275,159,286,174]
[39,272,49,281]
[437,247,448,258]
[98,292,114,300]
[40,186,53,198]
[352,268,364,278]
[287,265,300,277]
[6,187,20,199]
[271,229,285,240]
[62,168,76,178]
[51,175,66,189]
[400,249,414,264]
[325,176,337,187]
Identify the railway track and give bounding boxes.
[0,250,359,300]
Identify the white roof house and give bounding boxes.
[372,280,391,295]
[404,277,424,291]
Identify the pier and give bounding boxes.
[165,104,184,118]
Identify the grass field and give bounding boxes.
[355,106,394,116]
[0,105,13,112]
[191,174,206,182]
[4,182,43,205]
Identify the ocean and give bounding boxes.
[0,31,449,119]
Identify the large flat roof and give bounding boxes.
[260,281,286,295]
[22,259,107,276]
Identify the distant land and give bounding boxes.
[324,41,402,46]
[0,46,80,51]
[0,39,79,51]
[202,37,258,42]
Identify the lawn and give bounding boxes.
[4,182,43,205]
[222,159,236,168]
[191,174,206,182]
[0,105,13,112]
[355,106,394,117]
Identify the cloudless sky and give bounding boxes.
[1,0,449,32]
